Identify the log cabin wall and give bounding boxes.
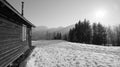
[0,0,35,67]
[0,16,29,67]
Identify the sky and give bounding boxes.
[7,0,120,28]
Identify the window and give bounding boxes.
[22,24,27,41]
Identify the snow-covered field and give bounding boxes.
[26,40,120,67]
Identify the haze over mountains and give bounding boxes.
[32,25,75,40]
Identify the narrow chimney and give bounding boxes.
[21,1,24,16]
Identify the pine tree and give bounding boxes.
[92,23,97,44]
[92,23,107,45]
[63,34,68,40]
[68,29,75,42]
[53,32,62,39]
[68,19,92,44]
[115,25,120,46]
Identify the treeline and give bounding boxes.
[106,26,120,46]
[53,19,120,46]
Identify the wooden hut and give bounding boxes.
[0,0,35,67]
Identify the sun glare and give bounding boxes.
[95,9,107,19]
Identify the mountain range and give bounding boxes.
[32,24,75,40]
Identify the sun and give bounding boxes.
[95,9,107,19]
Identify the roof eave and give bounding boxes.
[0,0,35,27]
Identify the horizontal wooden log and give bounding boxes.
[0,28,21,34]
[0,23,21,29]
[0,25,21,30]
[0,44,22,60]
[0,37,20,40]
[0,40,28,48]
[0,40,20,47]
[0,34,21,37]
[0,45,28,67]
[0,31,21,35]
[0,32,21,35]
[0,41,21,52]
[0,34,20,37]
[0,27,21,34]
[0,25,21,31]
[0,38,20,43]
[0,42,28,59]
[2,52,22,67]
[0,36,20,41]
[0,17,21,29]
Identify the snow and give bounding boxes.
[26,40,120,67]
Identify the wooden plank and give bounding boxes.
[0,29,21,34]
[0,17,21,28]
[0,41,21,52]
[0,34,20,37]
[0,44,22,60]
[0,42,28,60]
[0,27,21,34]
[0,33,20,35]
[0,23,21,31]
[0,25,21,30]
[0,35,20,40]
[0,47,20,61]
[0,45,28,67]
[0,40,20,47]
[0,38,20,43]
[0,34,21,38]
[0,35,20,41]
[0,17,22,37]
[2,51,23,67]
[0,35,20,38]
[0,32,21,36]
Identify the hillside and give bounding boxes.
[26,40,120,67]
